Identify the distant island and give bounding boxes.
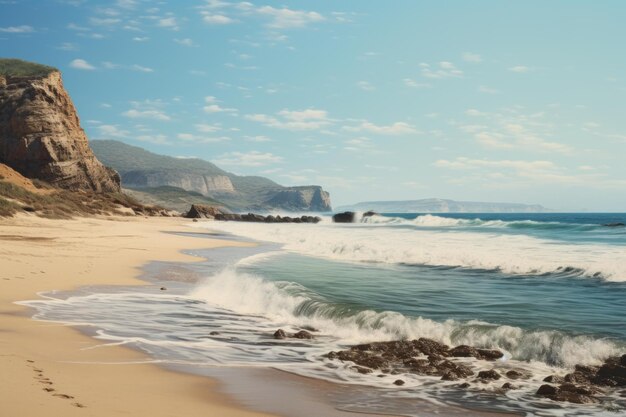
[336,198,550,213]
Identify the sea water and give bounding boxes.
[21,213,626,416]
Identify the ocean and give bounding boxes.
[21,212,626,416]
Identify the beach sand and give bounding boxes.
[0,214,274,417]
[0,214,518,417]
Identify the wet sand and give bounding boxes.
[0,214,517,417]
[0,214,273,417]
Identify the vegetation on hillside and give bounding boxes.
[0,58,57,78]
[124,186,227,213]
[0,180,166,218]
[91,140,230,176]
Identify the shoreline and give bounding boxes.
[1,214,583,417]
[0,214,274,417]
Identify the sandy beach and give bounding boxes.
[0,214,274,417]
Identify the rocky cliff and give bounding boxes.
[0,60,120,192]
[122,170,235,194]
[264,186,331,212]
[92,140,332,212]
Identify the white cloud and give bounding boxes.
[404,78,431,89]
[136,134,169,145]
[462,52,482,63]
[357,81,375,91]
[465,108,486,117]
[158,17,178,30]
[96,124,129,138]
[177,133,230,143]
[202,96,238,113]
[194,123,221,133]
[102,61,120,69]
[459,108,573,153]
[174,38,195,46]
[246,108,330,130]
[67,23,90,31]
[202,12,235,24]
[344,121,418,135]
[204,104,238,113]
[133,36,149,42]
[0,25,35,33]
[433,157,619,187]
[213,151,283,167]
[245,135,272,142]
[509,65,531,73]
[131,64,154,72]
[256,6,324,29]
[90,17,121,26]
[123,109,170,121]
[434,157,556,172]
[478,85,499,94]
[57,42,78,51]
[420,61,463,79]
[69,58,96,70]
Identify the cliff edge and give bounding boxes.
[0,58,120,192]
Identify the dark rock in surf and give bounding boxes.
[449,345,503,360]
[325,338,474,380]
[352,366,373,374]
[209,331,220,336]
[594,355,626,386]
[292,330,314,340]
[536,383,600,404]
[273,329,287,339]
[363,211,378,217]
[543,375,565,384]
[505,370,526,380]
[393,379,405,386]
[603,222,625,227]
[332,211,355,223]
[477,370,501,380]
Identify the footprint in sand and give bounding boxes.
[27,360,84,407]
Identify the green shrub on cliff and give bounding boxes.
[0,58,57,78]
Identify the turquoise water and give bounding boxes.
[242,253,626,344]
[21,212,626,416]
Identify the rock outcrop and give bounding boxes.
[0,63,120,192]
[185,204,228,219]
[185,205,321,223]
[264,186,331,212]
[333,211,356,223]
[326,339,503,381]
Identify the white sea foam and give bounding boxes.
[189,268,622,367]
[20,265,625,416]
[193,221,626,281]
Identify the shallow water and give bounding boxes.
[21,213,626,416]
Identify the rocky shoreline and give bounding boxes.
[318,338,625,405]
[185,204,321,223]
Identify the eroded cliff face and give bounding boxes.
[264,186,332,212]
[0,71,120,192]
[122,171,235,194]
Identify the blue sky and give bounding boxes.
[2,0,626,210]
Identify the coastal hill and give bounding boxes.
[92,140,332,212]
[0,59,120,193]
[0,58,170,217]
[337,198,550,213]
